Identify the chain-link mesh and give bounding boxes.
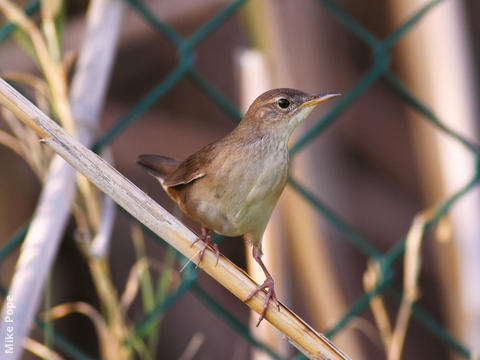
[0,0,478,358]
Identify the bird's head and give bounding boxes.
[243,88,340,137]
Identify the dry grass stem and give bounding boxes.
[388,208,434,360]
[0,0,75,134]
[1,106,50,179]
[42,301,122,360]
[43,301,107,337]
[363,260,392,349]
[23,337,64,360]
[0,77,351,360]
[2,106,30,144]
[0,129,27,159]
[40,0,63,63]
[178,333,205,360]
[120,255,180,315]
[364,206,436,360]
[87,257,130,359]
[61,49,77,74]
[120,258,150,313]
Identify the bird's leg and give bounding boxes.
[192,227,220,266]
[245,246,280,326]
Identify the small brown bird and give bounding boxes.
[138,88,339,325]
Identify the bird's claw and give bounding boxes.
[245,276,279,326]
[192,229,220,267]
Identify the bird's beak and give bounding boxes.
[299,92,341,108]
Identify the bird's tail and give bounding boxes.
[137,154,180,185]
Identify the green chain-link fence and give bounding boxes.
[0,0,478,359]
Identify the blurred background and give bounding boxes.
[1,0,480,359]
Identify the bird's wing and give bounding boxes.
[137,154,181,184]
[139,140,218,187]
[162,149,211,187]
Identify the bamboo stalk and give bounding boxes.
[236,48,290,359]
[0,77,351,360]
[388,0,480,355]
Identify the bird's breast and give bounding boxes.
[183,138,289,237]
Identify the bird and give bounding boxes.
[137,88,339,325]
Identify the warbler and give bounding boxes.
[138,88,339,325]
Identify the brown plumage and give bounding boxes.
[138,88,339,325]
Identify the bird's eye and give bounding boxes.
[277,98,290,109]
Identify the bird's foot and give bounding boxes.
[192,228,220,266]
[245,275,280,327]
